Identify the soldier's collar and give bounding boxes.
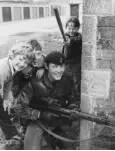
[43,71,53,88]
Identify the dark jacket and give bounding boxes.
[14,70,79,126]
[12,66,44,98]
[62,32,82,64]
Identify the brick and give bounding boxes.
[98,27,115,39]
[110,91,115,101]
[96,49,102,59]
[82,57,94,70]
[111,72,115,81]
[102,50,115,60]
[82,15,97,42]
[82,42,94,57]
[111,61,115,71]
[81,81,88,93]
[98,16,115,27]
[82,70,111,99]
[81,94,95,113]
[111,82,115,91]
[83,0,114,15]
[96,60,110,69]
[97,38,112,50]
[112,39,115,49]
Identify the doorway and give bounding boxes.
[70,4,79,18]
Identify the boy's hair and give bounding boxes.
[27,39,42,51]
[8,41,34,63]
[65,17,80,29]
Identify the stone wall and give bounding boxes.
[80,0,115,149]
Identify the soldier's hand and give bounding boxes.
[68,104,80,120]
[31,109,41,120]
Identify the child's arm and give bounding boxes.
[0,73,5,100]
[36,68,45,79]
[36,54,45,79]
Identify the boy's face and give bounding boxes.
[32,49,43,67]
[66,22,79,36]
[47,63,65,81]
[12,54,28,72]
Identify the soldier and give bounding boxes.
[0,41,34,145]
[14,51,80,149]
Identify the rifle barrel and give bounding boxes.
[48,106,115,127]
[30,103,115,127]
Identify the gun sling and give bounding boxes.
[37,120,78,143]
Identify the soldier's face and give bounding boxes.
[47,63,65,81]
[12,54,28,72]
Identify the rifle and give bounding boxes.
[30,99,115,127]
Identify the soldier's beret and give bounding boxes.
[45,51,65,65]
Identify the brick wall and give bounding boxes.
[80,0,115,149]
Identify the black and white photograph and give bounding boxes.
[0,0,115,150]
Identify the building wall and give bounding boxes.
[0,0,82,23]
[80,0,115,149]
[0,3,50,22]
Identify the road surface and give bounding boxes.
[0,16,67,58]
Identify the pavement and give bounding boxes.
[0,16,67,44]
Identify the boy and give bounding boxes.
[0,41,34,144]
[9,39,45,146]
[14,51,80,149]
[62,16,82,98]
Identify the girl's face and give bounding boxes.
[47,63,65,81]
[66,22,79,36]
[12,54,28,72]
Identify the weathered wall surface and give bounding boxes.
[81,0,115,149]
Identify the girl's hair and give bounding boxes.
[65,17,80,29]
[8,41,34,63]
[27,39,42,51]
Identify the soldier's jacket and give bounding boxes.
[14,70,79,123]
[0,57,14,101]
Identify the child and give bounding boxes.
[62,16,82,63]
[62,16,82,99]
[9,39,45,146]
[0,41,34,145]
[11,39,45,99]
